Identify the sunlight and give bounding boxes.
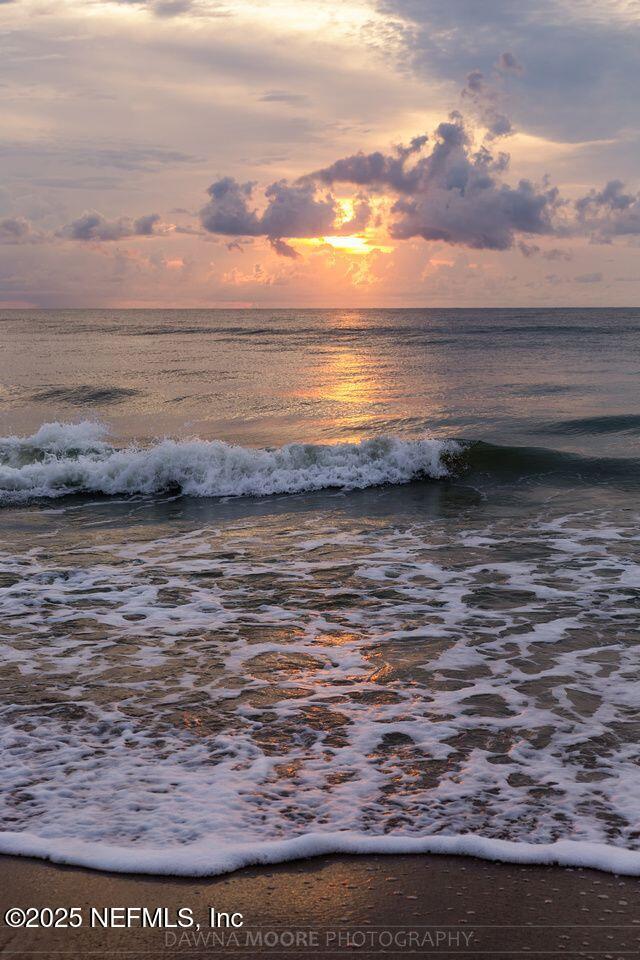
[322,235,371,254]
[336,198,356,225]
[295,234,392,256]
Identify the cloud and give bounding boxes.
[496,51,523,75]
[153,0,194,16]
[312,115,559,250]
[60,211,161,241]
[199,174,376,254]
[575,179,640,239]
[108,0,197,16]
[31,176,123,191]
[269,237,301,259]
[200,178,261,236]
[134,213,162,236]
[575,271,603,283]
[199,104,640,257]
[41,60,636,281]
[222,262,294,287]
[0,141,200,173]
[107,0,232,16]
[259,90,309,105]
[518,241,572,260]
[261,180,337,238]
[461,67,513,140]
[226,238,254,252]
[200,177,341,250]
[376,0,640,143]
[310,133,432,194]
[56,111,635,269]
[0,217,43,245]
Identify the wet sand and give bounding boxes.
[1,853,640,959]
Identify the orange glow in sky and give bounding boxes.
[321,236,371,253]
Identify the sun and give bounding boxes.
[280,196,393,256]
[295,233,393,256]
[295,235,378,255]
[321,235,372,254]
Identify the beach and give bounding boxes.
[4,0,640,948]
[2,852,640,959]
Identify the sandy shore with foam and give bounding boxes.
[2,853,640,959]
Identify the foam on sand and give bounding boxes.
[3,829,640,878]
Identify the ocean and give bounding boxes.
[1,307,640,876]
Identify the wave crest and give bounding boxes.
[0,422,458,504]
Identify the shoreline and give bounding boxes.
[4,830,640,878]
[2,852,640,959]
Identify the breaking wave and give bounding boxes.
[2,421,638,505]
[0,422,458,504]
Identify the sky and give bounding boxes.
[1,0,640,308]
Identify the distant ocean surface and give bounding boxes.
[2,308,640,876]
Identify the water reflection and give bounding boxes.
[2,308,639,455]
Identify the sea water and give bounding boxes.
[1,307,639,876]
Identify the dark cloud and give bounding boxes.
[60,211,161,241]
[396,134,429,159]
[200,178,261,236]
[518,241,540,258]
[575,271,603,283]
[0,141,200,173]
[376,0,640,142]
[518,241,572,261]
[199,174,374,254]
[110,0,232,15]
[261,180,336,238]
[202,103,639,257]
[57,118,635,266]
[31,176,122,191]
[312,116,558,250]
[269,237,301,259]
[200,177,340,251]
[576,179,634,214]
[226,238,254,252]
[153,0,194,16]
[496,51,523,75]
[310,129,445,194]
[575,180,640,238]
[133,213,161,236]
[259,90,309,105]
[108,0,197,16]
[543,247,572,262]
[173,225,204,236]
[0,217,42,245]
[461,68,512,140]
[72,146,200,172]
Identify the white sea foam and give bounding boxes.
[2,507,640,876]
[3,830,640,878]
[0,422,457,503]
